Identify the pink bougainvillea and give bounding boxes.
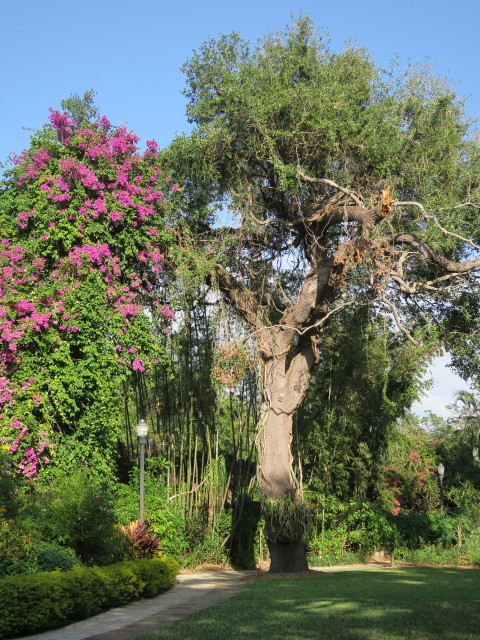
[0,108,181,475]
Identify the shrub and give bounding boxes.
[120,520,161,558]
[463,530,480,566]
[307,497,397,558]
[0,519,38,578]
[22,466,127,565]
[36,541,80,573]
[390,513,457,549]
[0,556,179,638]
[394,545,460,566]
[115,471,188,557]
[0,450,24,519]
[307,550,368,566]
[0,523,80,578]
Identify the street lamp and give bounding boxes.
[437,462,445,513]
[437,462,445,487]
[136,419,148,523]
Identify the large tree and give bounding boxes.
[165,17,480,571]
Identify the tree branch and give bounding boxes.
[297,169,364,207]
[380,296,420,347]
[393,200,480,252]
[380,232,480,274]
[213,265,264,329]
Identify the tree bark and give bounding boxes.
[257,343,316,571]
[268,539,309,572]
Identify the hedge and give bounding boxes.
[0,556,179,638]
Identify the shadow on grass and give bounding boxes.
[137,568,480,640]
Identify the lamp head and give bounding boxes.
[437,462,445,478]
[136,419,148,438]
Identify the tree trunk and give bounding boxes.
[268,539,309,572]
[257,353,313,572]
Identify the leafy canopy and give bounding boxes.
[167,15,479,357]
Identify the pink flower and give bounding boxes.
[146,139,159,152]
[132,357,145,372]
[109,210,123,222]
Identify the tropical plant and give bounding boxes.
[120,520,161,559]
[450,390,480,465]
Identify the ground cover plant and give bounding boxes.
[137,568,480,640]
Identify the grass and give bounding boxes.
[136,568,480,640]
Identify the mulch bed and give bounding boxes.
[241,569,329,582]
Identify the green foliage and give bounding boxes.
[307,550,368,566]
[446,481,480,533]
[0,519,38,578]
[463,530,480,565]
[180,531,230,568]
[296,309,430,501]
[449,390,480,465]
[0,449,24,518]
[307,496,396,558]
[61,89,100,124]
[0,557,179,638]
[394,545,461,566]
[171,15,477,248]
[262,495,310,544]
[22,466,127,565]
[390,513,457,549]
[36,541,80,573]
[114,471,188,557]
[0,519,79,578]
[377,423,440,515]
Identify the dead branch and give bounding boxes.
[379,233,480,274]
[297,169,364,207]
[394,200,480,252]
[380,296,420,347]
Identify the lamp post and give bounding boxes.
[136,419,148,523]
[437,462,445,514]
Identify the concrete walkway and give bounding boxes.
[12,562,390,640]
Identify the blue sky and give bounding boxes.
[2,0,477,416]
[2,0,479,162]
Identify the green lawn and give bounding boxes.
[137,568,480,640]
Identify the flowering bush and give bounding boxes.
[0,519,38,577]
[0,109,181,470]
[378,429,440,515]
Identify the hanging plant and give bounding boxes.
[211,342,254,389]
